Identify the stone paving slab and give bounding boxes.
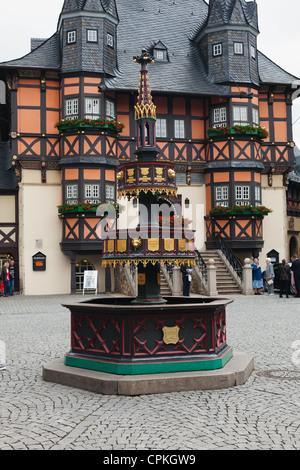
[1,293,300,450]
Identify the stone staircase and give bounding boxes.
[160,269,172,296]
[199,250,242,295]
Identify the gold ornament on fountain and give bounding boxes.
[168,168,176,179]
[117,170,124,181]
[132,238,142,248]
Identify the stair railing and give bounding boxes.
[215,235,243,282]
[194,250,208,285]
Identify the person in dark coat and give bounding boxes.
[1,262,11,297]
[291,255,300,298]
[181,264,193,296]
[278,259,290,298]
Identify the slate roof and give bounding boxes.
[0,0,298,94]
[104,0,229,96]
[0,32,61,70]
[0,143,18,190]
[257,51,298,85]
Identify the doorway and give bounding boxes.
[75,259,95,292]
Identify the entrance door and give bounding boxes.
[75,259,95,292]
[289,236,298,259]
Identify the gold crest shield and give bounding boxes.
[162,326,180,345]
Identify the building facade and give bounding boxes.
[0,0,299,295]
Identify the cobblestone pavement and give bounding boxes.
[0,293,300,450]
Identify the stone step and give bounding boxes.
[199,250,242,294]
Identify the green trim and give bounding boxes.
[64,348,233,375]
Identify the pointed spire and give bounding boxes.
[133,49,156,121]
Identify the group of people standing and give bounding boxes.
[252,255,300,298]
[0,260,15,297]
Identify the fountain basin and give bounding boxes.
[63,296,233,375]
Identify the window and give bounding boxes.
[255,186,261,206]
[67,30,76,44]
[250,45,256,59]
[106,99,115,120]
[87,30,98,43]
[85,98,100,119]
[213,107,227,128]
[215,186,229,207]
[235,185,250,205]
[156,118,167,138]
[155,50,165,61]
[174,120,185,139]
[253,108,259,126]
[233,106,248,126]
[107,33,114,48]
[65,98,78,120]
[84,184,100,203]
[105,184,115,202]
[213,43,222,57]
[234,42,244,55]
[66,184,78,204]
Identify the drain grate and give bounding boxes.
[257,369,300,381]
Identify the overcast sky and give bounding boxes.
[1,0,300,146]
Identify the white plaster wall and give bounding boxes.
[260,174,288,263]
[19,169,70,295]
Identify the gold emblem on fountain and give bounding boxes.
[162,326,180,345]
[132,238,142,248]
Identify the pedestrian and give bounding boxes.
[291,254,300,298]
[278,259,290,298]
[1,262,11,297]
[181,264,193,296]
[9,260,15,296]
[264,258,275,295]
[251,258,263,295]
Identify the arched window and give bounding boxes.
[75,259,95,292]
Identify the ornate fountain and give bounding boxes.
[59,51,236,380]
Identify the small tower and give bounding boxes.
[59,0,119,75]
[133,49,158,161]
[199,0,259,86]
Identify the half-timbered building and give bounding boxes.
[0,0,299,295]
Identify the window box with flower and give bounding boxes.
[58,201,123,215]
[54,118,125,134]
[207,125,268,140]
[209,204,273,217]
